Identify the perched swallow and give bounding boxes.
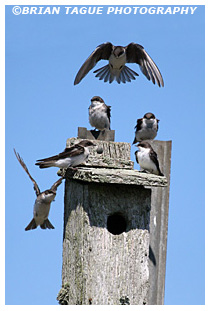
[133,112,159,144]
[35,140,96,169]
[74,42,164,86]
[14,149,63,231]
[89,96,111,131]
[135,142,163,176]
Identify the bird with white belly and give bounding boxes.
[89,96,111,131]
[35,140,96,170]
[14,149,63,231]
[135,142,163,176]
[133,112,159,144]
[74,42,164,86]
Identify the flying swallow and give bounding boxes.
[14,148,63,231]
[74,42,164,86]
[133,112,159,144]
[135,142,163,176]
[35,140,96,169]
[89,96,111,131]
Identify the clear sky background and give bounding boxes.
[5,2,205,306]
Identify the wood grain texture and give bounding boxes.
[60,181,151,305]
[66,167,168,187]
[57,138,172,305]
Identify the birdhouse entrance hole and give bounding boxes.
[107,213,127,235]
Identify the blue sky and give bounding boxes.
[5,3,205,306]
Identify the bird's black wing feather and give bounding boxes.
[106,105,111,127]
[149,149,159,167]
[135,150,139,164]
[149,149,163,176]
[14,148,41,196]
[36,144,84,162]
[74,42,113,85]
[126,43,164,87]
[50,177,64,192]
[135,118,143,131]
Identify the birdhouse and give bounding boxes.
[57,128,171,305]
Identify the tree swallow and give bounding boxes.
[74,42,164,86]
[135,142,163,176]
[133,112,159,144]
[35,140,96,169]
[89,96,111,131]
[14,149,63,231]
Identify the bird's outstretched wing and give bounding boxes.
[74,42,113,85]
[50,177,63,192]
[126,43,164,87]
[14,148,40,196]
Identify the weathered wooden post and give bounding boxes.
[57,128,171,305]
[146,140,172,304]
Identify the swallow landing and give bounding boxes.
[74,42,164,86]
